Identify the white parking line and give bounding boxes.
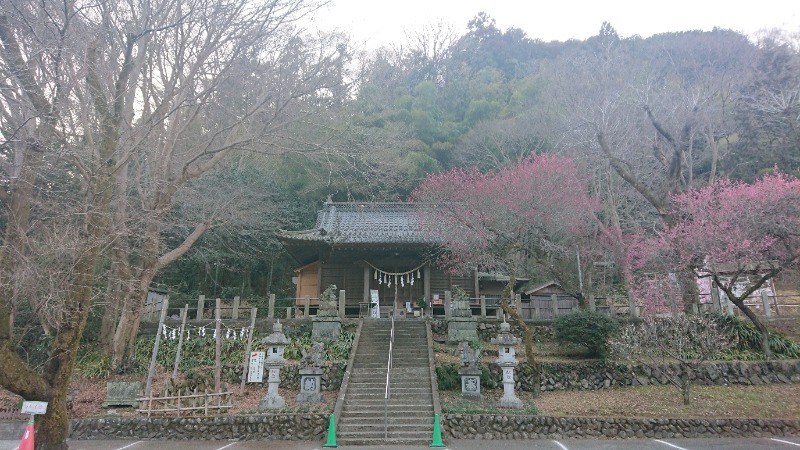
[115,442,142,450]
[553,440,569,450]
[772,438,800,447]
[215,442,239,450]
[654,439,690,450]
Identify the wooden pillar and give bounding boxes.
[761,291,772,317]
[444,290,451,320]
[339,289,346,319]
[480,295,487,318]
[240,307,258,395]
[551,294,558,319]
[473,269,480,300]
[363,266,370,305]
[214,298,222,393]
[268,293,275,319]
[172,304,189,383]
[232,296,240,319]
[424,264,431,306]
[145,296,169,398]
[196,295,205,320]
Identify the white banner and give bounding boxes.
[370,289,380,318]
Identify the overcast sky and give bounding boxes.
[309,0,800,50]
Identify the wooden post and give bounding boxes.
[146,296,169,398]
[215,298,222,394]
[172,304,189,383]
[304,295,310,317]
[551,294,558,319]
[534,304,541,320]
[232,296,240,320]
[196,295,205,320]
[725,294,735,316]
[588,295,596,312]
[268,293,275,319]
[240,307,258,395]
[444,290,451,320]
[761,291,772,317]
[338,290,346,319]
[480,295,487,318]
[515,293,521,312]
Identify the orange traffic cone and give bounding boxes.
[18,415,34,450]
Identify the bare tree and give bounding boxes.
[610,315,734,405]
[0,0,344,447]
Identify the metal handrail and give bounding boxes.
[384,314,395,439]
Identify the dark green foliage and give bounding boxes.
[709,314,800,359]
[435,363,461,391]
[480,366,498,389]
[553,311,619,357]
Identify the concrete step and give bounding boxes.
[337,431,433,446]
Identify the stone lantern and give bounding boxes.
[260,320,289,410]
[490,320,522,409]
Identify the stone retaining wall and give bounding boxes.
[441,414,800,440]
[489,360,800,392]
[69,414,328,440]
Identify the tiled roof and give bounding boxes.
[280,202,438,245]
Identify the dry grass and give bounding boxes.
[534,384,800,419]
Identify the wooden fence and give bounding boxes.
[137,389,233,416]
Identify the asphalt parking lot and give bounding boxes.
[2,437,800,450]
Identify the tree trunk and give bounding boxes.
[732,297,773,358]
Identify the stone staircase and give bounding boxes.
[337,319,436,446]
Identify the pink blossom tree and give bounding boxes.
[630,172,800,356]
[412,154,601,364]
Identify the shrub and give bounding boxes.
[709,313,800,359]
[553,310,619,357]
[436,363,460,390]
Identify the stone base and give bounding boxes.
[447,317,478,343]
[259,395,286,410]
[297,369,322,404]
[312,318,341,342]
[499,394,523,409]
[460,371,483,400]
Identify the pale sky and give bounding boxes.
[308,0,800,50]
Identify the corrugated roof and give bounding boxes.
[280,202,438,245]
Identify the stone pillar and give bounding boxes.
[761,291,772,318]
[260,321,289,410]
[480,296,487,319]
[304,295,311,317]
[338,289,346,319]
[491,321,522,409]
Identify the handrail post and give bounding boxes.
[385,315,394,439]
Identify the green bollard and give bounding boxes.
[430,413,445,448]
[322,414,337,448]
